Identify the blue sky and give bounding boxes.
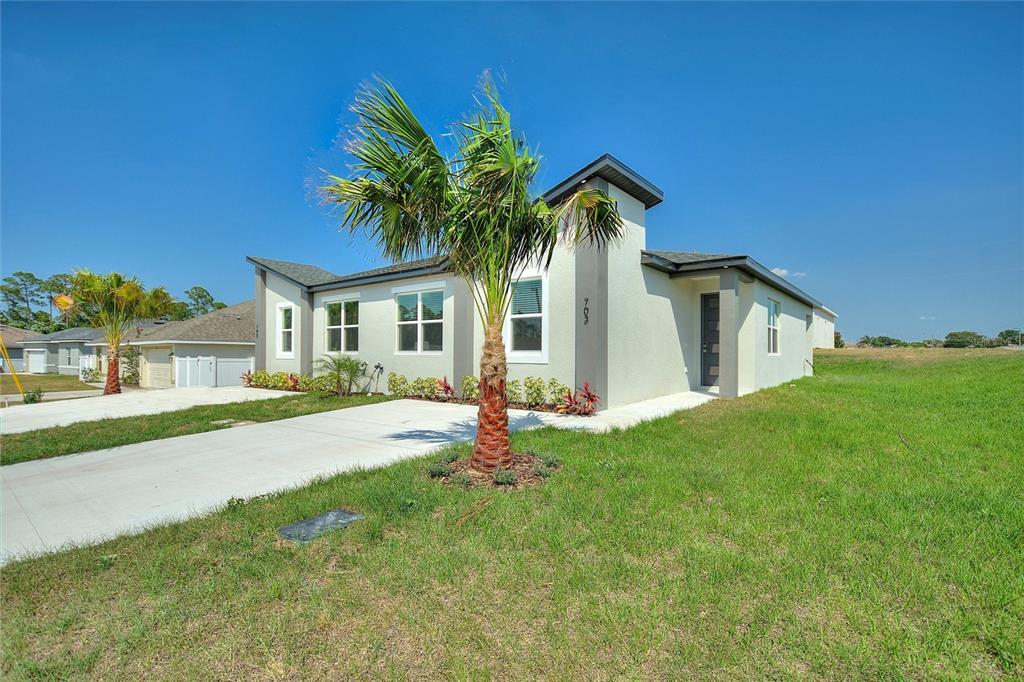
[2,2,1021,340]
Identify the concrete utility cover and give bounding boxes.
[278,509,364,542]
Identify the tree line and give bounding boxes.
[841,329,1023,349]
[0,270,226,333]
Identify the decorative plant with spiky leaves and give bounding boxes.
[321,75,624,472]
[68,271,172,395]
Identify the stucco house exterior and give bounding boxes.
[20,326,105,375]
[0,325,33,372]
[248,154,835,409]
[84,300,255,388]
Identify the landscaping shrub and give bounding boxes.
[546,378,570,404]
[387,372,410,397]
[450,471,473,488]
[493,469,517,486]
[505,379,523,404]
[460,375,480,401]
[427,462,451,478]
[410,377,438,399]
[523,376,547,406]
[556,383,600,416]
[315,354,366,396]
[120,346,141,386]
[528,451,562,468]
[440,451,459,464]
[533,464,552,478]
[22,387,44,404]
[437,376,456,400]
[80,367,101,383]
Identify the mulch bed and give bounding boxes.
[440,452,561,490]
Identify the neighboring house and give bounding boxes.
[20,326,106,375]
[248,154,836,409]
[85,301,256,388]
[0,324,33,372]
[811,306,838,349]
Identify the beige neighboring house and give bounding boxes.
[86,301,256,388]
[0,324,33,372]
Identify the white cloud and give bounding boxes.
[791,271,807,277]
[770,268,807,278]
[919,316,937,321]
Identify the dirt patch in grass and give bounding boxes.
[817,347,1020,364]
[438,452,560,489]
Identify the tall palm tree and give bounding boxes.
[68,271,173,394]
[321,76,625,472]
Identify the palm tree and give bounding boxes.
[321,76,625,472]
[316,354,367,396]
[68,271,173,394]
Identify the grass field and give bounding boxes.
[1,393,393,466]
[2,349,1021,679]
[0,372,93,395]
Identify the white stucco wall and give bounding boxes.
[311,273,465,385]
[172,343,255,359]
[812,308,836,348]
[747,280,813,391]
[264,271,305,374]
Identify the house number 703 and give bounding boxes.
[583,297,589,325]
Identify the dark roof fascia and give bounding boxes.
[309,263,450,293]
[642,253,823,308]
[246,257,317,291]
[542,153,664,209]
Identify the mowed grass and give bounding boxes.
[0,372,92,395]
[2,393,393,466]
[2,350,1021,679]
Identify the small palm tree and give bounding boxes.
[321,76,625,471]
[316,354,366,396]
[68,271,172,394]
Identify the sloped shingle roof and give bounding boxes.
[136,300,255,344]
[20,326,105,344]
[0,324,35,346]
[643,250,738,265]
[247,255,446,291]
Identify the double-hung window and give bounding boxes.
[767,299,781,354]
[396,289,443,353]
[510,278,543,352]
[326,299,359,353]
[277,303,295,358]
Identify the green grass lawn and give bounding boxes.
[2,350,1021,678]
[2,393,393,466]
[0,372,93,395]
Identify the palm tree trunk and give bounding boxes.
[104,345,121,395]
[471,321,512,472]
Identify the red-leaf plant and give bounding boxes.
[556,383,601,416]
[437,376,456,401]
[287,373,301,392]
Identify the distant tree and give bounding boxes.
[185,286,219,317]
[40,273,73,318]
[995,328,1022,346]
[833,330,845,348]
[0,271,46,326]
[943,331,987,348]
[166,301,193,321]
[69,271,173,394]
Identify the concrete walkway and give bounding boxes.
[0,391,713,564]
[0,386,289,434]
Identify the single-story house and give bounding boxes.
[20,326,106,375]
[811,306,838,349]
[85,300,256,388]
[0,324,33,372]
[247,154,836,409]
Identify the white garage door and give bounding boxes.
[26,350,45,374]
[142,347,173,388]
[176,356,253,387]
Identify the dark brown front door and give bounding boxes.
[701,293,720,386]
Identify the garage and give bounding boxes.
[142,346,174,388]
[26,349,46,374]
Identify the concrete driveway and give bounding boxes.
[1,386,289,434]
[1,391,714,564]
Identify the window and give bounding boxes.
[396,289,443,353]
[277,304,294,358]
[510,278,543,352]
[326,299,359,353]
[767,299,781,354]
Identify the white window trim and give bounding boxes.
[767,299,781,355]
[505,270,549,365]
[322,293,360,355]
[276,302,296,359]
[394,287,445,355]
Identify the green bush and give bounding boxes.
[22,387,44,404]
[410,377,439,399]
[80,367,101,383]
[528,450,562,468]
[387,372,410,397]
[547,378,570,403]
[440,451,459,464]
[315,354,366,396]
[523,376,547,406]
[450,471,473,488]
[533,464,552,479]
[427,462,451,478]
[493,469,517,486]
[505,379,523,404]
[460,375,481,401]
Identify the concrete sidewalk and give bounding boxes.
[0,386,289,434]
[1,391,713,564]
